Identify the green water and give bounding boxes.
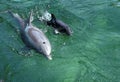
[0,0,120,82]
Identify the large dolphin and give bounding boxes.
[8,10,52,60]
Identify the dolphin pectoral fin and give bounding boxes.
[54,29,60,34]
[38,49,42,53]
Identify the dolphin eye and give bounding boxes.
[43,42,45,44]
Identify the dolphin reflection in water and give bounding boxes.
[8,11,52,60]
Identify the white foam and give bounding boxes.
[39,11,52,21]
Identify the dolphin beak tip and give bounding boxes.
[48,57,52,60]
[47,55,52,60]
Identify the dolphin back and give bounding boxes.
[8,11,25,30]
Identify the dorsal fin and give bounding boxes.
[28,10,34,25]
[51,14,56,20]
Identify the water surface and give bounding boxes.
[0,0,120,82]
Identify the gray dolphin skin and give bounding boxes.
[8,11,52,60]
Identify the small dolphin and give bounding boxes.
[39,11,72,35]
[8,10,52,60]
